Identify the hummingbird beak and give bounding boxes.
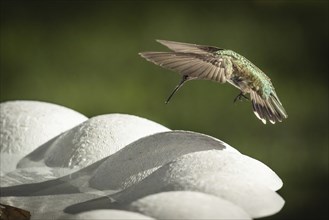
[165,75,189,104]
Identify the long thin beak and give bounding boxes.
[165,76,189,104]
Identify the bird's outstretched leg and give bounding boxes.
[165,75,189,104]
[233,92,249,103]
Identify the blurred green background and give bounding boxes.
[0,0,328,219]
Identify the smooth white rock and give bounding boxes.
[0,100,88,173]
[0,192,100,220]
[90,130,239,191]
[0,101,284,219]
[128,191,251,220]
[114,151,285,218]
[18,114,170,170]
[60,210,155,220]
[0,167,68,187]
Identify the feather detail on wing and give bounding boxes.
[250,91,288,124]
[139,52,232,83]
[156,39,222,54]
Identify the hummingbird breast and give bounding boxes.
[228,55,273,99]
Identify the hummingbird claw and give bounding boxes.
[233,92,249,103]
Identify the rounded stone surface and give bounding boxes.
[41,114,170,169]
[115,151,284,218]
[128,191,251,219]
[0,100,87,173]
[90,130,239,191]
[63,209,154,220]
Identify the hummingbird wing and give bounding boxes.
[139,52,232,83]
[250,90,288,124]
[156,40,222,54]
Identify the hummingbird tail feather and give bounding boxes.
[269,92,288,119]
[250,91,288,124]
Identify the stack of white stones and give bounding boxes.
[0,100,284,220]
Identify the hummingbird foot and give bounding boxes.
[233,92,249,103]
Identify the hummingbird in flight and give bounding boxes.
[139,40,288,124]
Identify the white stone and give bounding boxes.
[60,210,155,220]
[0,100,88,173]
[0,192,100,220]
[18,114,170,170]
[114,151,284,218]
[128,191,251,219]
[90,130,239,191]
[0,101,284,219]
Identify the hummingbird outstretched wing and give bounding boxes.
[250,90,288,124]
[156,39,222,54]
[139,40,232,83]
[139,52,233,83]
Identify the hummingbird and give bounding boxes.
[139,40,288,124]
